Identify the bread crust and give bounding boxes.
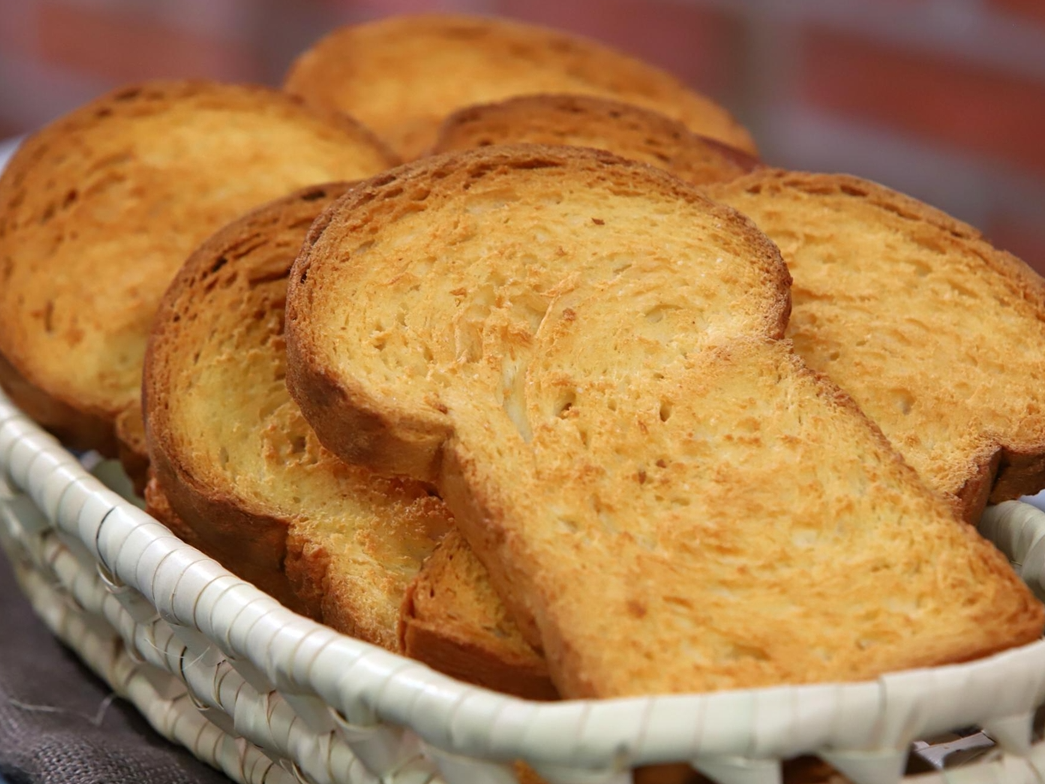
[145,182,557,696]
[284,14,756,160]
[709,169,1045,522]
[0,79,397,455]
[286,146,791,490]
[286,146,1041,697]
[432,93,759,187]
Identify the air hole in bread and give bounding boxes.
[877,201,920,222]
[895,390,915,416]
[912,234,947,255]
[637,469,647,485]
[948,280,978,299]
[840,184,868,198]
[299,188,327,202]
[905,258,932,277]
[645,304,677,324]
[659,400,673,422]
[210,256,228,275]
[558,517,579,533]
[553,389,576,418]
[723,643,769,662]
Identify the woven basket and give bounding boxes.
[5,391,1045,784]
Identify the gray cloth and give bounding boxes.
[0,556,230,784]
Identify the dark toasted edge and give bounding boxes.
[144,471,312,615]
[710,168,1045,518]
[0,349,118,455]
[431,93,761,176]
[398,531,557,700]
[286,145,791,484]
[142,182,355,617]
[400,580,558,701]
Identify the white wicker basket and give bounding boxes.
[5,391,1045,784]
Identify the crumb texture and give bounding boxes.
[0,80,396,453]
[286,146,1043,698]
[711,170,1045,519]
[145,183,447,648]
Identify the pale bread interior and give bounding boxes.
[710,170,1045,520]
[286,147,1043,698]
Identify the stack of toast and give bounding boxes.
[2,15,1045,775]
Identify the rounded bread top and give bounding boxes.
[432,93,759,187]
[144,182,451,645]
[284,144,789,484]
[283,14,756,160]
[0,80,397,452]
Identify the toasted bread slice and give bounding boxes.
[401,528,555,700]
[285,146,1043,698]
[143,183,550,693]
[432,94,758,187]
[709,170,1045,521]
[283,14,755,160]
[0,80,396,456]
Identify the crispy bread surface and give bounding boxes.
[145,183,443,645]
[144,183,550,695]
[432,94,757,187]
[401,529,554,699]
[710,170,1045,521]
[286,146,1043,698]
[283,14,755,160]
[0,80,396,454]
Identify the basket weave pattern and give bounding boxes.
[5,392,1045,784]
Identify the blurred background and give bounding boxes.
[1,0,1044,273]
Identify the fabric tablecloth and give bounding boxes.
[0,554,230,784]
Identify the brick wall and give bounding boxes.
[2,0,1044,273]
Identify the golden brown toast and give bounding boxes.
[143,183,550,694]
[709,170,1045,522]
[432,94,758,187]
[401,528,555,700]
[0,80,396,456]
[283,14,755,160]
[285,145,1043,698]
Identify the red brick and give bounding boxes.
[987,217,1045,277]
[991,0,1045,28]
[800,27,1045,177]
[0,2,36,56]
[36,1,264,84]
[494,0,744,99]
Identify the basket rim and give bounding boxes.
[4,390,1045,773]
